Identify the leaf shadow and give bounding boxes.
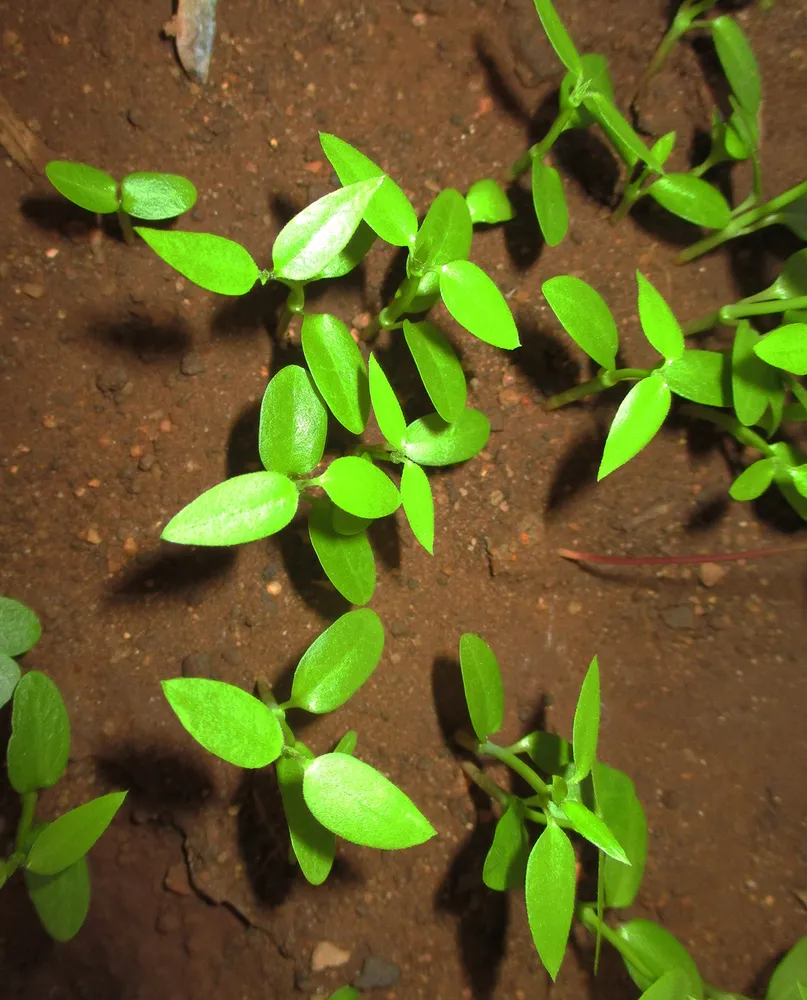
[276,513,352,622]
[509,310,582,399]
[96,744,214,817]
[104,544,236,605]
[544,426,608,516]
[86,313,193,361]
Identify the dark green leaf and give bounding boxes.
[559,54,614,130]
[303,753,436,848]
[651,131,677,167]
[729,458,775,501]
[119,172,197,220]
[617,920,703,998]
[369,354,406,448]
[571,656,599,783]
[636,272,684,362]
[754,324,807,375]
[524,731,571,775]
[332,506,374,536]
[0,652,21,710]
[585,93,659,171]
[748,250,807,301]
[276,752,335,885]
[135,229,259,295]
[402,409,490,466]
[319,133,417,247]
[532,162,568,247]
[45,161,118,214]
[0,596,42,656]
[272,177,383,281]
[440,261,520,349]
[407,267,442,312]
[525,824,576,980]
[732,321,782,426]
[7,672,70,794]
[665,350,730,406]
[593,763,647,908]
[780,196,807,241]
[411,189,473,272]
[402,320,467,423]
[639,969,691,1000]
[400,460,435,554]
[259,365,327,477]
[598,375,671,480]
[25,855,90,942]
[483,800,530,891]
[162,471,298,546]
[767,938,807,1000]
[647,174,732,229]
[310,221,377,280]
[321,457,400,518]
[532,0,582,75]
[542,275,618,370]
[301,312,370,434]
[465,179,514,225]
[712,16,761,114]
[290,608,384,713]
[308,498,376,606]
[562,800,628,863]
[459,633,504,741]
[791,464,807,498]
[162,678,283,768]
[26,791,127,875]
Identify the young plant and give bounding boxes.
[45,161,197,244]
[162,609,435,883]
[0,597,127,941]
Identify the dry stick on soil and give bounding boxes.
[557,545,807,567]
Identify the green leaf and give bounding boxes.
[598,375,671,480]
[562,800,627,863]
[303,753,436,848]
[523,731,571,775]
[332,506,374,536]
[665,350,730,406]
[407,267,442,313]
[617,920,703,998]
[559,54,614,130]
[780,196,807,242]
[26,791,127,875]
[135,229,259,295]
[7,672,70,794]
[45,161,118,214]
[272,177,383,281]
[276,752,335,885]
[440,261,520,349]
[531,0,582,75]
[290,608,384,714]
[593,763,647,908]
[791,464,807,498]
[402,409,490,467]
[748,249,807,302]
[25,855,90,942]
[542,275,618,370]
[571,655,599,783]
[309,221,377,280]
[0,596,42,656]
[754,324,807,375]
[647,174,732,229]
[584,93,659,172]
[465,179,514,225]
[162,678,283,768]
[639,969,691,1000]
[369,354,406,448]
[259,365,327,477]
[411,189,473,272]
[483,800,530,891]
[402,320,467,423]
[732,320,782,426]
[119,172,197,220]
[162,471,298,546]
[459,633,504,742]
[768,939,807,1000]
[328,990,360,1000]
[319,133,417,247]
[334,731,357,754]
[729,457,775,501]
[531,162,568,247]
[400,460,435,554]
[308,498,376,606]
[712,16,761,115]
[0,652,21,710]
[525,823,576,980]
[301,312,370,434]
[636,272,684,362]
[651,131,677,168]
[320,457,400,519]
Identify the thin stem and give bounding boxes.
[612,169,649,224]
[682,309,721,336]
[679,402,775,455]
[545,368,651,410]
[510,107,575,181]
[722,295,807,322]
[557,544,807,567]
[377,274,421,331]
[460,761,511,808]
[15,792,37,855]
[578,904,658,984]
[117,208,136,246]
[481,741,551,800]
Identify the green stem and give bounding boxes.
[117,208,136,246]
[15,792,37,855]
[510,107,576,181]
[377,274,421,331]
[722,295,807,322]
[679,403,775,455]
[545,368,651,410]
[612,169,650,224]
[631,0,715,108]
[481,741,551,800]
[460,761,511,808]
[578,904,658,982]
[682,310,721,336]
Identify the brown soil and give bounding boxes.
[1,1,806,998]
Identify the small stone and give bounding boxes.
[122,537,137,556]
[180,351,205,376]
[127,107,149,129]
[310,940,351,972]
[139,452,157,472]
[22,282,44,299]
[661,604,696,630]
[498,386,521,408]
[354,955,401,990]
[96,365,129,394]
[698,562,727,588]
[221,646,243,666]
[390,621,409,638]
[489,489,505,506]
[85,527,102,545]
[266,580,282,597]
[181,651,214,678]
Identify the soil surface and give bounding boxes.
[1,0,806,998]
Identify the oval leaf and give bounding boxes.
[571,655,599,783]
[593,762,648,908]
[290,608,384,714]
[641,969,692,1000]
[0,653,21,710]
[648,174,732,229]
[729,457,775,501]
[332,506,374,536]
[402,409,490,467]
[767,938,807,1000]
[0,596,42,656]
[459,633,504,742]
[411,189,473,272]
[25,855,90,942]
[440,261,520,349]
[532,162,568,247]
[45,161,118,214]
[301,312,370,434]
[369,354,406,448]
[466,179,514,225]
[598,376,671,480]
[584,93,660,171]
[712,16,761,115]
[162,678,283,768]
[483,800,530,891]
[533,0,582,74]
[162,471,298,546]
[665,350,731,405]
[542,275,618,370]
[321,457,400,519]
[400,460,435,554]
[525,824,576,980]
[276,753,335,885]
[559,54,614,130]
[120,172,197,220]
[403,320,467,424]
[561,800,628,863]
[310,221,377,280]
[637,272,684,362]
[309,499,376,606]
[754,324,807,375]
[329,990,360,1000]
[617,920,703,998]
[259,365,327,476]
[26,791,127,875]
[135,228,259,295]
[7,672,70,794]
[732,320,782,427]
[272,177,383,281]
[303,753,436,849]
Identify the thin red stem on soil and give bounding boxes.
[557,545,806,566]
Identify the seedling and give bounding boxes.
[162,609,435,883]
[0,597,127,941]
[45,161,197,244]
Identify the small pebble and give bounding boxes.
[698,562,727,588]
[180,351,205,376]
[310,941,351,971]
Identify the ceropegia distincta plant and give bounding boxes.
[0,597,127,941]
[162,609,435,883]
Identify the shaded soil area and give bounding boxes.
[1,0,806,998]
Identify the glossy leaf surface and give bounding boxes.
[754,324,807,375]
[7,672,70,794]
[465,179,514,225]
[301,313,370,434]
[542,275,618,370]
[617,920,703,998]
[403,320,467,423]
[0,596,42,657]
[593,762,647,908]
[45,161,118,214]
[259,366,327,477]
[25,855,90,942]
[277,752,336,885]
[308,499,376,606]
[321,457,400,518]
[120,172,197,220]
[402,409,490,467]
[369,354,406,449]
[459,633,504,741]
[648,174,732,229]
[532,162,568,247]
[732,321,781,426]
[440,261,520,349]
[525,824,576,980]
[571,656,599,783]
[729,458,775,501]
[637,272,684,362]
[598,375,671,480]
[26,792,127,875]
[411,189,473,272]
[400,460,435,554]
[483,800,530,891]
[136,228,259,295]
[665,350,730,406]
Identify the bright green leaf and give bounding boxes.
[617,920,703,998]
[25,855,90,942]
[780,196,807,241]
[559,54,613,130]
[310,220,377,280]
[572,655,599,783]
[598,375,671,480]
[712,16,761,115]
[369,354,406,448]
[466,179,514,225]
[334,731,357,754]
[411,189,473,272]
[308,499,376,606]
[531,0,582,75]
[483,800,530,891]
[767,938,807,1000]
[585,93,660,172]
[320,457,400,519]
[400,460,435,554]
[0,596,42,657]
[332,506,374,536]
[754,324,807,375]
[532,162,568,247]
[7,672,70,794]
[732,320,782,426]
[636,272,684,362]
[440,260,520,349]
[402,320,467,423]
[259,365,327,477]
[524,731,571,775]
[301,312,370,434]
[525,824,576,980]
[729,458,775,501]
[561,800,628,863]
[120,172,197,220]
[790,464,807,498]
[746,250,807,302]
[26,791,127,875]
[593,762,648,908]
[651,131,677,167]
[459,633,504,742]
[665,350,730,406]
[276,752,335,885]
[402,408,490,466]
[647,174,732,229]
[542,275,618,370]
[45,161,118,214]
[328,990,360,1000]
[639,968,691,1000]
[136,228,259,295]
[0,652,21,710]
